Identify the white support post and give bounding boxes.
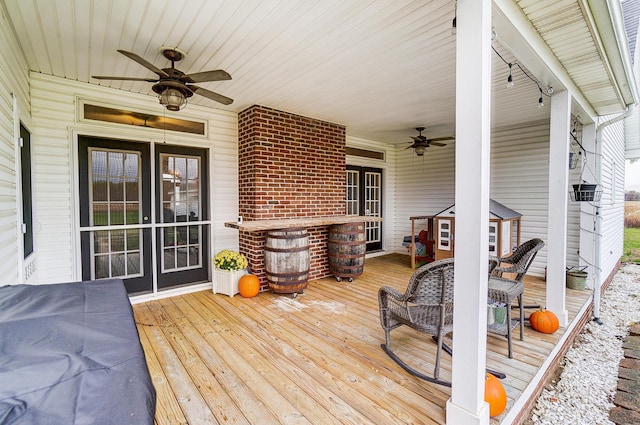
[546,90,571,327]
[446,0,492,423]
[578,123,597,291]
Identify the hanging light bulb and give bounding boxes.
[538,87,544,108]
[506,63,514,88]
[451,1,457,35]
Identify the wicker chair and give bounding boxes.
[378,259,455,386]
[491,238,545,282]
[489,238,545,357]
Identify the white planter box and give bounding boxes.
[213,268,248,297]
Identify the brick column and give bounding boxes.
[237,105,346,287]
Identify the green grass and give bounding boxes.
[622,227,640,263]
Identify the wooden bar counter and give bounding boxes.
[224,215,381,232]
[225,215,382,291]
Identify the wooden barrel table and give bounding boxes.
[264,228,310,296]
[327,222,366,282]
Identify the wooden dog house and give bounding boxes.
[434,199,522,261]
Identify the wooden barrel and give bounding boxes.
[264,228,310,294]
[327,222,366,281]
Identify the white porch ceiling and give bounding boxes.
[1,0,632,144]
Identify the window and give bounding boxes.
[20,124,34,258]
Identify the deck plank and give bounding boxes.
[134,253,591,424]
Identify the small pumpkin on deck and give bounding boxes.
[484,373,507,417]
[529,307,559,334]
[238,274,260,298]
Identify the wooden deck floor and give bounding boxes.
[133,254,592,425]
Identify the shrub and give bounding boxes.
[624,202,640,228]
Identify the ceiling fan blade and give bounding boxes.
[185,69,232,83]
[190,85,234,105]
[117,49,170,78]
[430,142,447,147]
[430,137,455,142]
[92,75,159,82]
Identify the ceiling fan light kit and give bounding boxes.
[92,47,233,112]
[158,87,187,111]
[407,127,453,156]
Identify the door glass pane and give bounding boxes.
[89,229,143,280]
[126,202,140,224]
[127,229,140,250]
[110,177,124,201]
[87,147,143,281]
[90,149,141,227]
[160,153,203,273]
[365,171,381,243]
[127,253,141,275]
[346,170,359,215]
[93,203,108,225]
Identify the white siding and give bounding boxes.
[392,120,585,278]
[29,73,238,286]
[491,121,551,276]
[394,140,456,254]
[598,120,626,279]
[0,2,30,285]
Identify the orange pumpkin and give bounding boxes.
[238,274,260,298]
[484,373,507,417]
[529,308,559,334]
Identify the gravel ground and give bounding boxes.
[527,264,640,425]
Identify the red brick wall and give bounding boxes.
[237,105,346,288]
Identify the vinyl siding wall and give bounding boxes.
[0,3,30,285]
[29,73,238,288]
[598,119,626,279]
[392,120,586,278]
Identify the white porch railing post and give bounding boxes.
[546,90,571,327]
[446,0,491,423]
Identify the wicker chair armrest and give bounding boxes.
[493,263,520,274]
[488,258,499,273]
[379,285,407,305]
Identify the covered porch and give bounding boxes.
[134,254,594,425]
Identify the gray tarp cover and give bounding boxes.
[0,279,156,425]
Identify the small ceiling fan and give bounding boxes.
[406,127,454,156]
[92,47,233,111]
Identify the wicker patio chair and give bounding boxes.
[489,238,545,355]
[491,238,545,282]
[378,258,455,387]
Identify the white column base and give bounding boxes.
[446,399,490,425]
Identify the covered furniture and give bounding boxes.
[378,259,455,386]
[0,279,156,425]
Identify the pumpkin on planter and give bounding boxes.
[238,274,260,298]
[484,373,507,417]
[529,307,559,334]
